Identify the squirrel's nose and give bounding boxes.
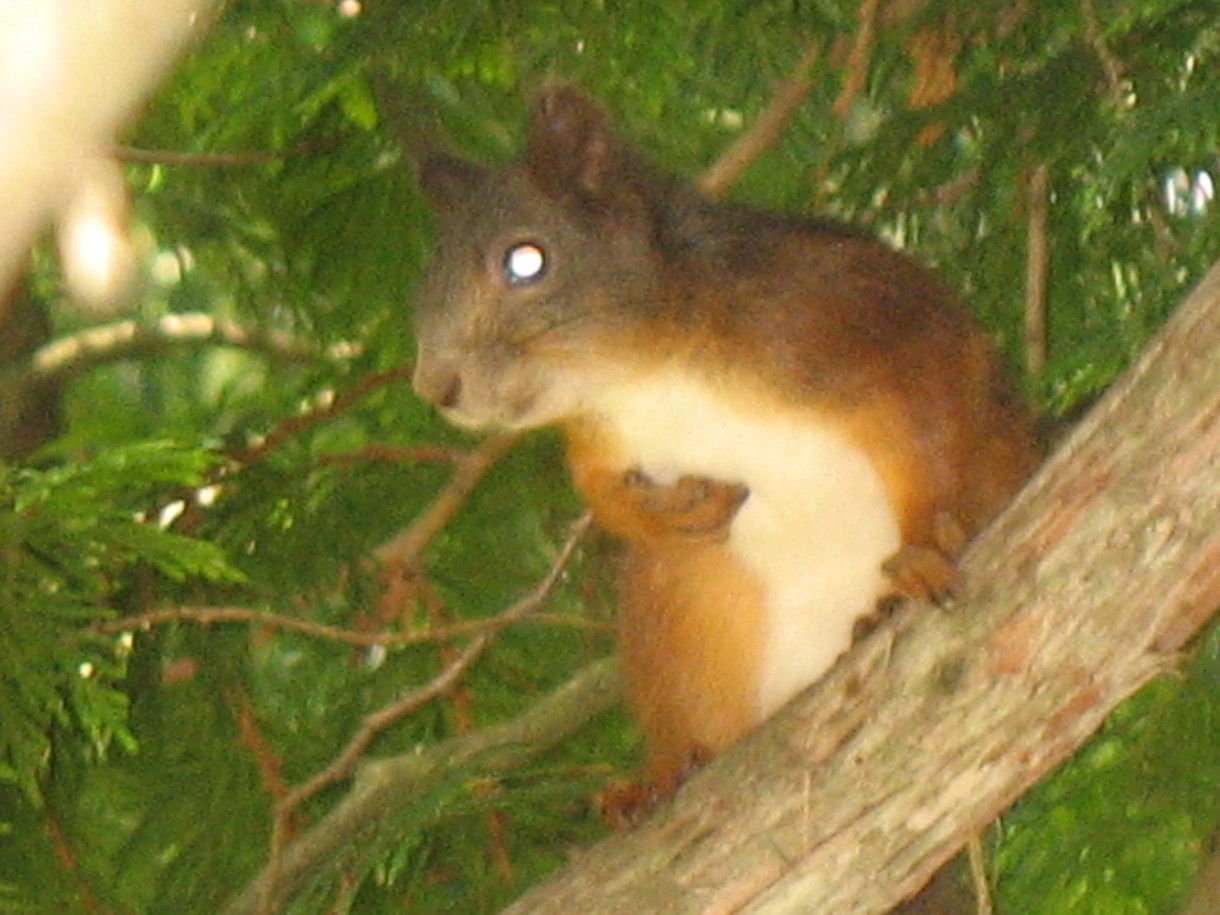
[435,374,462,409]
[412,363,463,410]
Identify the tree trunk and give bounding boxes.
[500,260,1220,915]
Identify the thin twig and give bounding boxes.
[316,444,468,466]
[832,0,882,118]
[914,166,981,207]
[227,362,417,468]
[90,604,605,646]
[224,656,620,915]
[373,431,519,569]
[225,683,293,816]
[112,138,335,167]
[967,833,994,915]
[695,43,823,200]
[287,512,590,806]
[1024,163,1050,377]
[45,804,105,915]
[1080,0,1125,104]
[259,513,593,913]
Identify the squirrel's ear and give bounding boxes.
[526,86,621,204]
[419,155,488,211]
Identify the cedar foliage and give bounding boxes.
[1,2,1219,913]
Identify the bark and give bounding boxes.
[499,261,1220,915]
[1180,836,1220,915]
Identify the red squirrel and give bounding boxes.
[411,86,1039,803]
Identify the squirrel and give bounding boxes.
[411,86,1040,808]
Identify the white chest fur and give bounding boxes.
[594,371,901,719]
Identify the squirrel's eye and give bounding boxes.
[503,242,547,286]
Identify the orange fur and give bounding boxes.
[411,86,1041,810]
[619,541,766,792]
[566,413,768,788]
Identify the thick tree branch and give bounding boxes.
[1180,835,1220,915]
[497,261,1220,914]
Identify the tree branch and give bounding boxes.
[11,312,338,388]
[496,260,1220,914]
[1081,0,1126,105]
[1024,163,1050,376]
[112,139,335,167]
[832,0,882,117]
[220,656,621,915]
[91,601,604,648]
[1180,834,1220,915]
[373,432,520,570]
[282,514,591,820]
[696,44,823,201]
[225,514,594,914]
[226,363,416,468]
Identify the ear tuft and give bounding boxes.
[526,86,621,204]
[419,155,489,211]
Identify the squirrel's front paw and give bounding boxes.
[623,469,749,541]
[880,512,968,604]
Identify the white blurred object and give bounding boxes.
[57,157,137,308]
[0,0,213,307]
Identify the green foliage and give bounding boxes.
[0,443,241,806]
[995,620,1220,915]
[2,1,1220,914]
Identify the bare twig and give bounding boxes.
[227,362,416,468]
[255,513,593,913]
[967,834,994,915]
[285,512,590,808]
[91,604,605,647]
[1081,0,1125,104]
[1024,163,1050,376]
[316,444,468,465]
[374,431,519,569]
[1,312,340,397]
[915,166,981,207]
[113,138,335,167]
[832,0,882,117]
[226,683,293,812]
[45,803,105,915]
[223,655,620,915]
[695,43,823,201]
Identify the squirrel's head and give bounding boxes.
[411,87,662,431]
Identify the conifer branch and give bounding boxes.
[223,657,619,915]
[232,514,595,914]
